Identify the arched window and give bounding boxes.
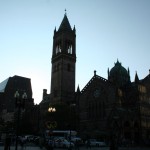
[67,42,72,54]
[56,43,61,54]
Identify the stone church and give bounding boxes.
[40,12,150,145]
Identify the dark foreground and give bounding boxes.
[0,145,150,150]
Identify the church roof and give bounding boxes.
[141,70,150,83]
[81,71,110,93]
[58,13,72,31]
[109,60,130,87]
[110,60,128,77]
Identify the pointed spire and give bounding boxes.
[94,70,97,76]
[58,11,72,31]
[135,71,139,83]
[127,67,131,82]
[108,68,110,78]
[65,9,67,15]
[73,25,76,32]
[54,26,56,33]
[77,85,80,93]
[115,59,121,66]
[127,67,130,75]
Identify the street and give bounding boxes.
[0,145,150,150]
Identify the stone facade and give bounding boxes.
[78,71,117,139]
[78,64,150,145]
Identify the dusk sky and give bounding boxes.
[0,0,150,104]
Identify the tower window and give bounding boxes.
[68,45,72,54]
[56,43,61,54]
[67,42,72,54]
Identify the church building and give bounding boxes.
[40,12,150,145]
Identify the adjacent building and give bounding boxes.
[0,75,36,134]
[78,61,150,145]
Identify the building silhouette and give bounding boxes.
[0,75,33,113]
[0,75,39,134]
[0,12,150,145]
[40,12,76,110]
[78,61,150,145]
[40,12,150,145]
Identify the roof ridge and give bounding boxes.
[81,75,108,93]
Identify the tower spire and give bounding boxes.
[58,11,72,31]
[135,71,139,83]
[65,9,67,15]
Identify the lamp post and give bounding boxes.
[47,107,56,150]
[47,107,57,129]
[14,90,27,150]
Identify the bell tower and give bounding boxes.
[50,12,76,104]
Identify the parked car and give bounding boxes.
[85,139,106,147]
[53,138,74,148]
[71,137,84,146]
[24,135,34,142]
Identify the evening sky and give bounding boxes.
[0,0,150,104]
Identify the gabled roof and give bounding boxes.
[81,74,109,94]
[58,13,72,31]
[142,71,150,82]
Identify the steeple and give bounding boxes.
[108,68,110,79]
[77,85,80,93]
[58,12,72,31]
[52,12,76,57]
[134,71,139,83]
[127,67,130,81]
[50,11,76,104]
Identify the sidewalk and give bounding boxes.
[0,145,109,150]
[0,145,46,150]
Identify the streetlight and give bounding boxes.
[46,106,57,129]
[48,107,56,113]
[14,90,27,150]
[47,106,56,150]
